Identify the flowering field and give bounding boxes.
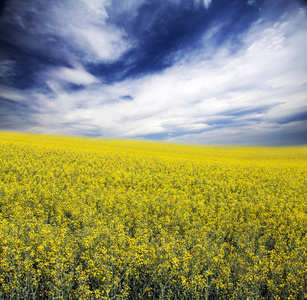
[0,131,306,299]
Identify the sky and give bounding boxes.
[0,0,306,145]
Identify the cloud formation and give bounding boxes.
[0,0,129,64]
[47,66,99,86]
[0,0,306,144]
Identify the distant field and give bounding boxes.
[0,130,306,299]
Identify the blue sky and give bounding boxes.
[0,0,306,144]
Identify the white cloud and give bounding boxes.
[48,66,99,85]
[0,85,28,101]
[203,0,212,9]
[77,26,128,62]
[0,0,129,63]
[192,0,212,9]
[49,0,130,63]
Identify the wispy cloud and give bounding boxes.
[0,85,28,102]
[47,65,99,86]
[0,0,129,64]
[203,0,212,9]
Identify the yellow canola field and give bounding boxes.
[0,130,306,300]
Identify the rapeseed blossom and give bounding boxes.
[0,131,306,299]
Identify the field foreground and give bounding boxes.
[0,131,306,299]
